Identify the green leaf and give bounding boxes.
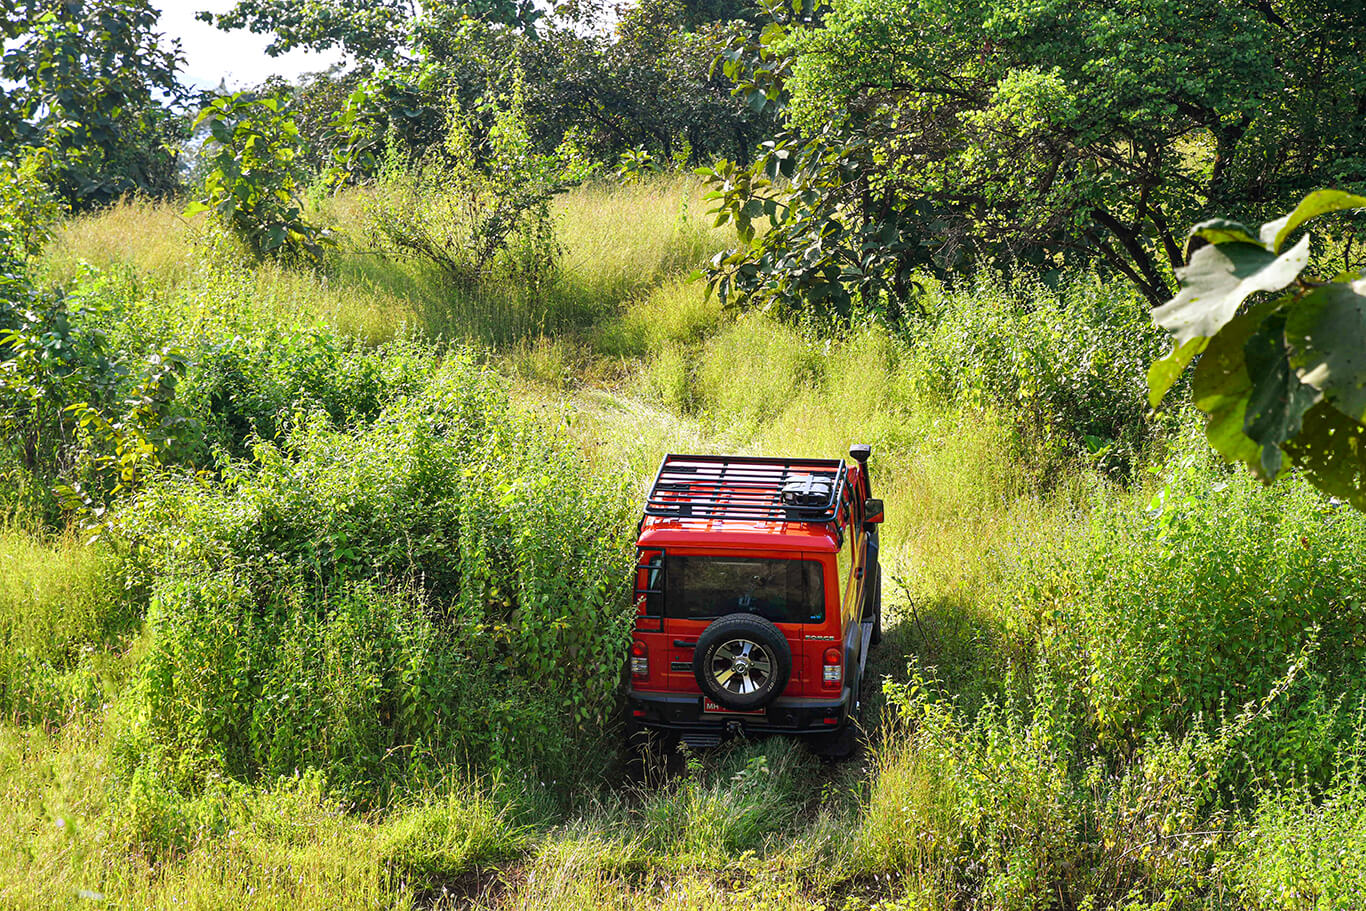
[1147,336,1207,407]
[1240,310,1321,479]
[1285,279,1366,421]
[1259,189,1366,253]
[1186,218,1262,257]
[1189,298,1282,474]
[1284,403,1366,511]
[182,200,210,217]
[1152,235,1310,349]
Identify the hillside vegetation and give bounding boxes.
[1,178,1363,910]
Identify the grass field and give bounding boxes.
[3,176,1364,909]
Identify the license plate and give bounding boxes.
[701,698,766,716]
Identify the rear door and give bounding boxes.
[659,550,825,694]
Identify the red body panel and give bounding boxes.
[630,459,871,702]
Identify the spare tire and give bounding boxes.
[694,613,792,711]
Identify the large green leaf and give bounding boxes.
[1284,402,1366,511]
[1151,235,1310,350]
[1285,279,1366,421]
[1190,298,1281,473]
[1259,189,1366,253]
[1147,336,1206,407]
[1240,310,1322,479]
[1185,218,1261,255]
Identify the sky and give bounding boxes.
[155,2,348,90]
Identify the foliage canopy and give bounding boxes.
[0,0,185,210]
[703,0,1366,317]
[200,0,545,64]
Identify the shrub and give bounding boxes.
[1224,747,1366,908]
[115,353,634,795]
[1028,442,1366,783]
[363,90,563,291]
[866,658,1309,909]
[909,272,1170,476]
[176,328,436,462]
[3,262,442,523]
[0,154,63,268]
[0,276,193,522]
[186,93,329,267]
[863,677,1084,909]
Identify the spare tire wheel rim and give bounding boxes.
[711,638,773,696]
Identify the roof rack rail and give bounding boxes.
[644,454,849,524]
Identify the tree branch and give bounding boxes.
[1091,206,1172,303]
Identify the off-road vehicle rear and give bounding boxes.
[625,445,884,748]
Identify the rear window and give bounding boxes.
[665,555,825,624]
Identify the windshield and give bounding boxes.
[665,555,825,624]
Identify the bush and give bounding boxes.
[0,154,63,267]
[909,272,1170,476]
[858,423,1366,908]
[176,328,436,462]
[1224,746,1366,908]
[1029,442,1366,783]
[0,272,195,522]
[3,264,441,524]
[863,678,1085,909]
[186,93,329,267]
[115,353,634,796]
[866,658,1311,909]
[363,90,563,291]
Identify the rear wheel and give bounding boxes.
[694,613,792,712]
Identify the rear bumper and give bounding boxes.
[626,687,852,735]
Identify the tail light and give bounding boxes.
[822,647,842,686]
[630,640,649,679]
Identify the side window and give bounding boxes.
[635,550,664,617]
[836,534,851,608]
[839,530,858,624]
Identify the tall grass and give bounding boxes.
[0,527,125,727]
[40,177,725,349]
[556,176,727,305]
[5,175,1362,910]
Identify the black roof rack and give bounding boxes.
[644,453,849,524]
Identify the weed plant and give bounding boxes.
[113,353,634,798]
[1,177,1362,909]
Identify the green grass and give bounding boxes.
[0,526,128,728]
[4,175,1362,910]
[38,177,726,350]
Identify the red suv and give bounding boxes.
[625,444,884,748]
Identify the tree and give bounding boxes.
[516,0,770,167]
[1148,190,1366,507]
[702,0,1366,316]
[186,93,330,266]
[201,0,543,66]
[0,0,186,209]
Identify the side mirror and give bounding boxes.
[864,498,884,525]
